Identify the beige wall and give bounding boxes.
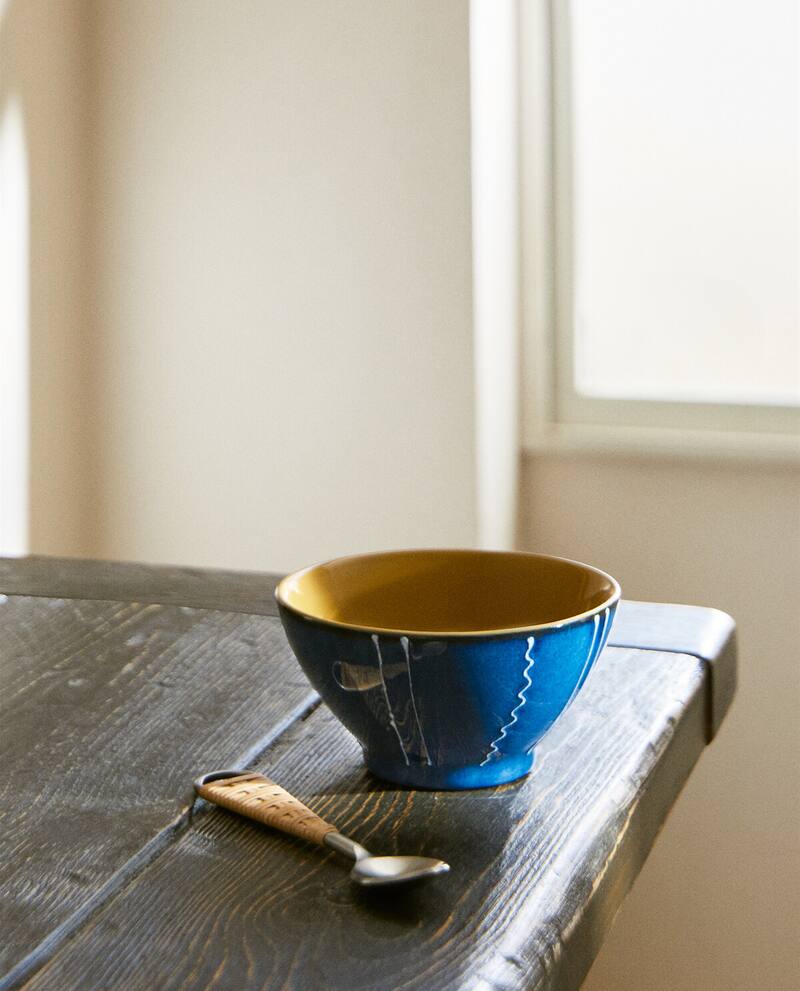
[1,0,90,555]
[78,0,475,572]
[521,454,800,991]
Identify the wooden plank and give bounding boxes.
[0,557,280,617]
[0,595,316,983]
[19,645,708,991]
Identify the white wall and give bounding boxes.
[0,0,90,556]
[521,454,800,991]
[80,0,475,572]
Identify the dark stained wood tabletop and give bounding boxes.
[0,556,736,991]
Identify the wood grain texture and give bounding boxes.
[0,595,316,981]
[0,558,734,991]
[0,556,280,616]
[20,645,708,991]
[609,599,737,739]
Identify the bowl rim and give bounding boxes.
[274,548,621,638]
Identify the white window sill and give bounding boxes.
[523,423,800,465]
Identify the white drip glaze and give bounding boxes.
[371,634,410,765]
[400,636,432,765]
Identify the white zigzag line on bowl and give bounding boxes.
[480,635,536,766]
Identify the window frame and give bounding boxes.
[519,0,800,462]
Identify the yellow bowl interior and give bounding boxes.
[276,549,619,636]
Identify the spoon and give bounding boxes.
[194,770,449,887]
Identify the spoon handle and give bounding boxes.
[195,771,337,846]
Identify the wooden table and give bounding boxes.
[0,556,736,991]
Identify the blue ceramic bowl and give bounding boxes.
[276,549,620,789]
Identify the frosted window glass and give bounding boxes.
[570,0,800,406]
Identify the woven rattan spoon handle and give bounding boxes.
[194,771,337,846]
[194,769,450,887]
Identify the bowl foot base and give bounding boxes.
[364,751,534,790]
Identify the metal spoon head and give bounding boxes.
[350,855,450,887]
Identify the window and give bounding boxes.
[521,0,800,455]
[0,96,29,553]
